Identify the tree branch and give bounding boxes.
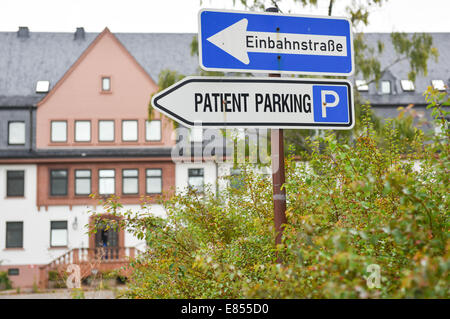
[270,0,282,13]
[364,56,408,86]
[328,0,334,16]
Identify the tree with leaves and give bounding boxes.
[150,0,439,153]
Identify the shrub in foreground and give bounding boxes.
[91,88,449,298]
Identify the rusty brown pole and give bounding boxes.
[266,7,287,263]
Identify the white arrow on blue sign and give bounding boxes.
[198,9,354,76]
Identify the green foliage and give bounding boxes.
[424,85,450,124]
[354,32,381,83]
[0,271,12,290]
[190,35,198,57]
[92,90,449,298]
[71,288,85,299]
[390,32,438,82]
[157,69,185,90]
[48,270,67,288]
[379,104,428,154]
[48,270,59,281]
[192,0,439,155]
[32,281,39,294]
[148,69,186,127]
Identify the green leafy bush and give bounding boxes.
[92,88,449,299]
[48,270,67,288]
[71,288,85,299]
[0,272,12,290]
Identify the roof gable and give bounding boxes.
[0,29,198,107]
[37,27,157,106]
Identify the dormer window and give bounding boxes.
[401,80,415,92]
[431,80,446,91]
[355,80,369,92]
[102,77,111,92]
[8,121,26,145]
[381,80,391,94]
[36,81,50,93]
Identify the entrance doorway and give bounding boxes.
[89,215,124,260]
[95,225,119,259]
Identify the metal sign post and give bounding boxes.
[271,126,287,263]
[267,7,286,264]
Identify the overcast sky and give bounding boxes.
[0,0,449,33]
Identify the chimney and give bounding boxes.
[74,27,85,40]
[17,26,29,38]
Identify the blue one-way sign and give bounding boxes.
[198,9,354,76]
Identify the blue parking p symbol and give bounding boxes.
[313,85,349,123]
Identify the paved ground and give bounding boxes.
[0,288,124,299]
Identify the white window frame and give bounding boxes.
[102,77,111,91]
[146,169,162,194]
[74,120,91,142]
[356,80,369,92]
[381,80,391,94]
[122,120,138,142]
[8,121,26,145]
[146,120,162,141]
[51,121,67,143]
[36,80,50,93]
[98,120,115,142]
[188,168,204,193]
[122,169,139,195]
[99,169,115,195]
[75,169,91,196]
[401,80,415,92]
[431,80,446,91]
[50,221,68,247]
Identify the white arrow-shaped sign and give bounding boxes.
[151,76,354,130]
[207,18,348,64]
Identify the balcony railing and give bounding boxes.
[39,246,143,289]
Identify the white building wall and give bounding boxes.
[175,161,273,195]
[217,162,273,190]
[0,164,39,265]
[0,164,151,266]
[122,203,166,253]
[217,162,233,192]
[175,161,218,194]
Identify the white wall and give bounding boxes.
[0,164,40,265]
[0,164,154,266]
[175,161,218,194]
[175,161,273,195]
